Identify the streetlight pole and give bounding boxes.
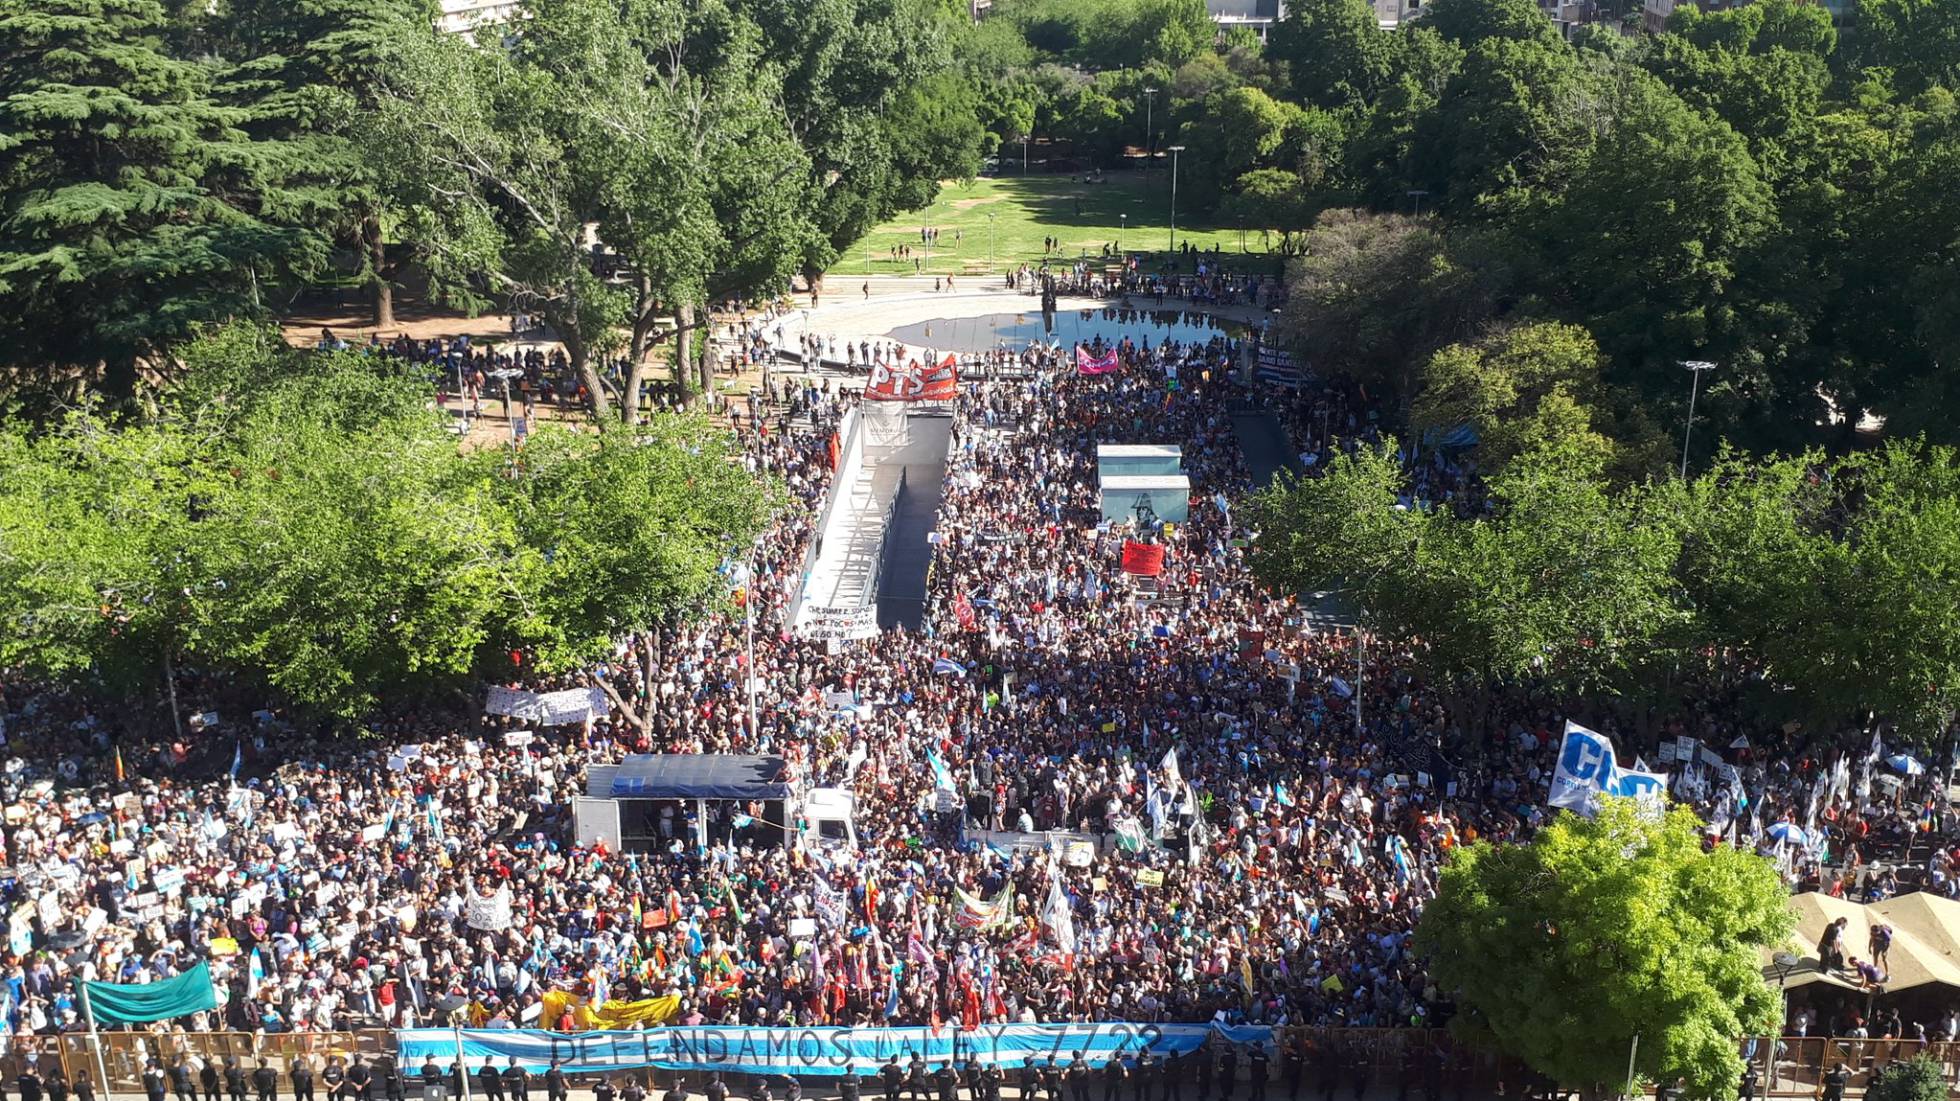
[1022,135,1029,176]
[1143,87,1157,166]
[1167,145,1186,254]
[1680,360,1715,478]
[987,211,996,273]
[1119,213,1126,255]
[1407,189,1429,217]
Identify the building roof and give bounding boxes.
[1771,892,1960,994]
[586,754,792,801]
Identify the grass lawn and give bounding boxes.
[834,171,1281,279]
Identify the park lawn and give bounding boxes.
[834,171,1278,278]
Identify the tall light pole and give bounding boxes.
[1119,213,1126,255]
[1680,360,1716,478]
[1167,144,1186,254]
[1142,87,1158,165]
[1021,134,1029,176]
[987,211,997,273]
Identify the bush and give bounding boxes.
[1865,1056,1949,1101]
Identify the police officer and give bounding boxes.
[594,1080,617,1101]
[839,1066,862,1101]
[315,1058,337,1101]
[476,1061,505,1101]
[1101,1056,1125,1101]
[1194,1048,1212,1101]
[146,1063,170,1101]
[45,1070,65,1101]
[880,1059,903,1101]
[981,1063,1004,1101]
[20,1065,43,1101]
[703,1074,727,1101]
[252,1060,279,1101]
[501,1061,528,1101]
[225,1063,249,1101]
[660,1075,686,1101]
[1282,1045,1302,1101]
[747,1077,770,1101]
[547,1064,571,1101]
[171,1058,197,1101]
[1131,1052,1155,1101]
[201,1058,222,1101]
[73,1071,94,1101]
[291,1060,315,1101]
[417,1060,440,1101]
[1067,1054,1089,1101]
[1738,1066,1759,1101]
[1217,1048,1236,1101]
[1159,1051,1181,1101]
[447,1066,466,1101]
[907,1056,929,1101]
[383,1060,404,1101]
[933,1065,958,1101]
[621,1077,648,1101]
[780,1075,801,1101]
[348,1059,374,1101]
[1821,1065,1848,1101]
[1040,1058,1062,1101]
[1248,1048,1268,1101]
[1018,1061,1039,1101]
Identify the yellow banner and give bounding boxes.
[540,992,681,1030]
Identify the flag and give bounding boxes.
[953,591,976,631]
[933,657,967,677]
[84,962,219,1024]
[1161,748,1182,790]
[926,747,957,792]
[1121,540,1165,576]
[953,886,1015,929]
[1275,782,1295,808]
[1041,872,1076,955]
[229,741,243,780]
[246,949,264,999]
[113,746,126,783]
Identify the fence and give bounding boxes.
[0,1029,1944,1098]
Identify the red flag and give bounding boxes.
[953,591,976,630]
[1121,540,1165,576]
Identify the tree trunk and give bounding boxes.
[163,646,183,741]
[366,215,395,330]
[695,301,715,399]
[566,328,610,421]
[673,303,695,402]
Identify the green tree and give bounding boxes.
[1266,0,1397,109]
[1248,436,1684,712]
[1855,0,1960,95]
[1410,35,1601,219]
[1416,800,1792,1101]
[1277,210,1501,406]
[1865,1057,1950,1101]
[1417,0,1564,47]
[1175,86,1306,211]
[1532,70,1776,400]
[0,0,325,404]
[1412,322,1617,474]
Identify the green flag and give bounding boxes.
[84,961,219,1024]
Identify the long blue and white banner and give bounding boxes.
[1549,721,1668,816]
[399,1024,1275,1077]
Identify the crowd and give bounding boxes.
[1,285,1956,1055]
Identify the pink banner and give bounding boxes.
[1075,346,1120,375]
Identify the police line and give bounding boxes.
[398,1024,1277,1078]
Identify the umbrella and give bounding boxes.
[1765,822,1808,845]
[1887,754,1926,776]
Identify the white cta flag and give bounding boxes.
[1550,721,1670,817]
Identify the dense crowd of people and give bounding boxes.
[2,282,1955,1060]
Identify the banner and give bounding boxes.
[464,885,513,931]
[1076,346,1120,376]
[84,962,219,1024]
[485,687,607,725]
[1121,540,1165,576]
[397,1023,1272,1077]
[796,605,879,642]
[1549,722,1670,816]
[540,992,681,1031]
[953,886,1014,930]
[866,356,957,402]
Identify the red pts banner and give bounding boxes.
[1121,540,1165,576]
[866,354,958,401]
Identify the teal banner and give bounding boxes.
[84,962,220,1024]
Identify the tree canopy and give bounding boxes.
[0,325,777,720]
[1417,799,1793,1101]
